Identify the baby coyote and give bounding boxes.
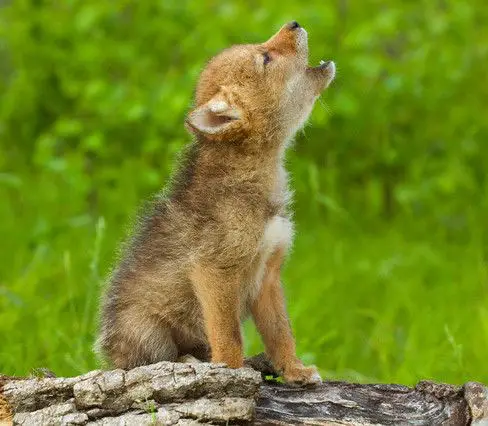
[97,21,335,385]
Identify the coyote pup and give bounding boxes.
[97,21,335,384]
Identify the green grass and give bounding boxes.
[1,171,487,385]
[248,224,488,385]
[1,0,487,387]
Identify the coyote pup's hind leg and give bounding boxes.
[97,311,178,370]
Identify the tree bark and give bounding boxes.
[1,357,486,425]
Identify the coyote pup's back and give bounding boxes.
[97,21,335,384]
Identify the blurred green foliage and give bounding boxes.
[0,1,487,382]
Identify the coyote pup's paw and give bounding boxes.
[283,363,322,386]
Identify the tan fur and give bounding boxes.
[0,392,12,424]
[96,21,335,384]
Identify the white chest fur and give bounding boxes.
[261,215,293,257]
[245,216,294,306]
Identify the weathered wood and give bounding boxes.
[1,362,260,425]
[1,358,487,425]
[256,381,472,425]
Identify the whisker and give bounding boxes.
[317,96,331,115]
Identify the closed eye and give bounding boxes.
[263,51,271,65]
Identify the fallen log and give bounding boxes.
[1,357,486,425]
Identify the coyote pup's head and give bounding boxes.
[186,21,336,144]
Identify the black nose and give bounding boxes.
[288,21,301,30]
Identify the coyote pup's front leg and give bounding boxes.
[251,247,321,385]
[190,264,244,369]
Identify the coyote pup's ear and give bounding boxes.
[186,91,243,138]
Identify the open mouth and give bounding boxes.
[310,60,336,74]
[306,58,336,92]
[308,60,336,87]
